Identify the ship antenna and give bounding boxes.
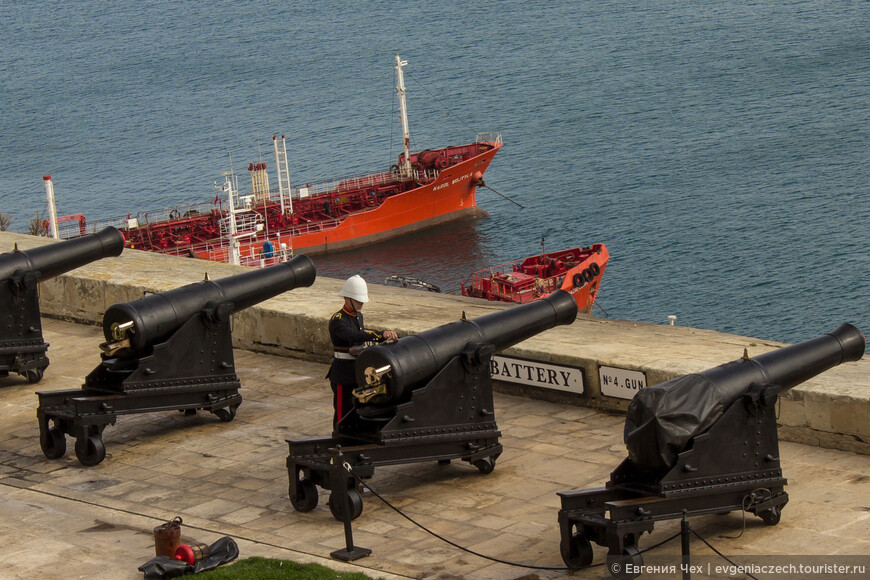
[395,54,412,178]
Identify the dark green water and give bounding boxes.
[1,1,867,347]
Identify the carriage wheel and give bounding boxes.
[75,434,106,466]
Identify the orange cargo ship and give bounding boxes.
[461,243,609,314]
[73,55,501,266]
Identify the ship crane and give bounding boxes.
[273,135,294,259]
[395,54,413,177]
[217,172,242,266]
[273,134,292,216]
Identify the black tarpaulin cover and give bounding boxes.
[623,324,866,475]
[624,374,725,473]
[139,536,239,578]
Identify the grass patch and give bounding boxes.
[197,556,378,579]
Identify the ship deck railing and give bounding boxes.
[152,231,294,268]
[122,205,351,264]
[476,132,502,145]
[66,199,222,237]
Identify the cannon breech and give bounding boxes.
[557,323,865,573]
[288,289,578,521]
[36,255,316,466]
[354,289,578,406]
[102,254,316,355]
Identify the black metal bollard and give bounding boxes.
[681,510,691,580]
[329,446,371,562]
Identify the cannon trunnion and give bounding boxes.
[287,289,578,521]
[557,323,865,575]
[36,256,316,466]
[0,227,124,383]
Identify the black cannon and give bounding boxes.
[1,227,124,383]
[557,323,865,574]
[287,289,578,520]
[36,255,316,466]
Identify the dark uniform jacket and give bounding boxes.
[326,306,386,386]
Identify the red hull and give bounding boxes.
[102,138,501,265]
[462,244,609,314]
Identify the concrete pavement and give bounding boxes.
[1,318,868,579]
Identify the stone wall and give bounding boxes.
[3,231,868,455]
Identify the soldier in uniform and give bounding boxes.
[327,275,398,432]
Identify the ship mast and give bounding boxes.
[42,175,59,239]
[220,172,241,266]
[395,54,412,177]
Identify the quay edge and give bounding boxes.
[2,230,868,456]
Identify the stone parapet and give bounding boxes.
[2,231,867,454]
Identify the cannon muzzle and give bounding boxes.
[625,323,865,472]
[355,289,577,404]
[0,227,124,282]
[102,255,316,354]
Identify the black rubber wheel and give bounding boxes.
[290,478,318,512]
[214,406,236,422]
[182,409,197,416]
[561,530,594,568]
[75,434,106,466]
[573,273,586,288]
[759,506,781,526]
[473,456,496,474]
[26,368,44,384]
[608,545,644,579]
[329,488,363,521]
[583,268,594,283]
[41,427,66,459]
[590,262,601,276]
[623,545,643,564]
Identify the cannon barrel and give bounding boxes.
[625,323,865,472]
[0,227,124,281]
[701,323,865,399]
[355,289,578,404]
[102,255,316,353]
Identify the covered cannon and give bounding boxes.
[558,323,865,574]
[625,323,866,474]
[1,227,124,383]
[37,255,316,466]
[287,289,578,521]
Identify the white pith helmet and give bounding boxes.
[339,275,369,303]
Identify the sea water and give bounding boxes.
[1,0,867,348]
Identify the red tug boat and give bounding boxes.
[461,243,609,314]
